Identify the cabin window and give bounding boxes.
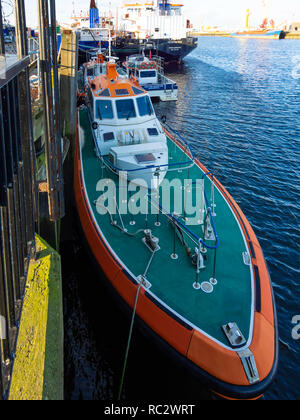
[98,88,111,97]
[103,132,115,142]
[137,96,154,117]
[115,88,130,96]
[147,128,158,136]
[132,86,144,95]
[96,100,114,120]
[116,99,136,120]
[140,70,156,78]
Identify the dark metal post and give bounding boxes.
[0,88,11,382]
[49,0,65,219]
[15,0,37,247]
[38,0,59,222]
[12,77,27,267]
[18,69,37,247]
[0,90,16,329]
[2,84,21,301]
[15,0,28,59]
[0,216,10,363]
[0,0,5,56]
[0,350,3,400]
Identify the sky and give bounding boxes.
[2,0,300,29]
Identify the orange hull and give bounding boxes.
[74,119,278,400]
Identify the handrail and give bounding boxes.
[147,192,220,250]
[162,122,195,160]
[161,125,220,248]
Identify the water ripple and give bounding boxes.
[155,36,300,400]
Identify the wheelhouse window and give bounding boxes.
[137,96,154,117]
[147,128,158,136]
[139,70,157,78]
[132,86,144,95]
[116,99,136,120]
[115,88,130,96]
[96,100,114,120]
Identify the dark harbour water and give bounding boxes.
[62,36,300,400]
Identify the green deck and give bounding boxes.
[78,108,254,347]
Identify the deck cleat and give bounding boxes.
[222,322,247,348]
[137,275,152,289]
[143,230,160,252]
[238,349,260,385]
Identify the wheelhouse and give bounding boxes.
[87,63,166,157]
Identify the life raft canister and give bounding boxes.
[139,61,156,70]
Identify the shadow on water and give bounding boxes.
[61,210,213,401]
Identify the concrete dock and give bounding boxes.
[8,235,63,401]
[284,31,300,39]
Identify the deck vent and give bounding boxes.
[200,282,214,294]
[222,322,246,348]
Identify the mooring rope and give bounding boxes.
[118,250,157,400]
[117,280,143,401]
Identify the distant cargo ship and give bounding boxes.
[230,29,283,40]
[74,0,197,65]
[116,1,198,64]
[231,9,283,40]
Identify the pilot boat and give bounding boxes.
[81,51,127,89]
[122,54,178,102]
[74,62,278,399]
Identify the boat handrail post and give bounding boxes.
[171,215,178,260]
[210,240,218,285]
[193,239,204,290]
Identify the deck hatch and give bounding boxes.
[135,153,156,164]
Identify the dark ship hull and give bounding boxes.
[112,37,198,65]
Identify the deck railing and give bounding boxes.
[0,0,64,400]
[0,0,37,399]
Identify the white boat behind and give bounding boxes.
[123,54,178,102]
